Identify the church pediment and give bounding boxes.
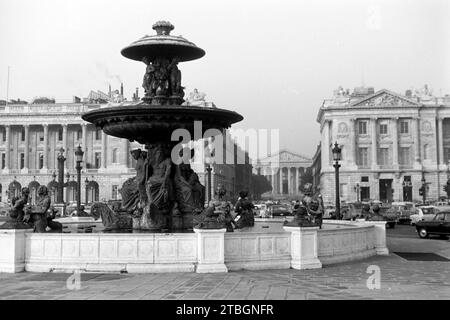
[259,149,311,164]
[351,89,421,108]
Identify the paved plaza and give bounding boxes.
[0,227,449,300]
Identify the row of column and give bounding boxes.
[0,124,110,171]
[261,167,304,194]
[324,117,422,169]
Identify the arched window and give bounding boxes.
[86,181,99,203]
[8,180,22,201]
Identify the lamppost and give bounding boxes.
[206,164,212,204]
[354,183,360,203]
[332,142,342,219]
[57,147,66,204]
[421,172,426,204]
[85,177,89,205]
[75,145,84,215]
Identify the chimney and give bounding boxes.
[108,84,111,97]
[405,90,412,97]
[121,83,124,96]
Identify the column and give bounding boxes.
[371,118,378,170]
[287,167,291,194]
[42,124,48,172]
[81,123,87,156]
[5,125,10,172]
[101,132,107,169]
[321,120,330,170]
[271,167,276,194]
[438,117,444,166]
[392,117,399,169]
[62,124,68,169]
[122,138,129,167]
[294,167,298,194]
[23,125,29,171]
[350,118,357,168]
[279,167,283,194]
[414,117,421,165]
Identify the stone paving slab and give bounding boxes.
[0,252,449,300]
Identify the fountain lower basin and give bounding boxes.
[0,220,388,273]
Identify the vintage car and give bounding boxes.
[415,211,450,238]
[377,206,397,228]
[323,205,335,219]
[254,203,269,218]
[268,204,292,217]
[389,202,415,224]
[410,206,439,225]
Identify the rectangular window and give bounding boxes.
[361,176,369,182]
[357,147,368,167]
[58,128,63,141]
[400,120,409,134]
[358,121,367,135]
[112,185,118,200]
[39,132,44,142]
[21,127,25,142]
[399,147,411,165]
[94,152,101,168]
[76,130,82,141]
[378,148,389,165]
[2,130,5,142]
[379,123,388,135]
[112,148,118,163]
[19,153,25,169]
[1,153,5,169]
[38,153,44,169]
[95,128,101,140]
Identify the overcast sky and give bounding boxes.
[0,0,449,157]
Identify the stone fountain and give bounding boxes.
[82,21,243,232]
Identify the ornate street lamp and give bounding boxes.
[421,172,426,204]
[332,142,342,219]
[57,147,66,204]
[75,145,84,215]
[354,183,360,203]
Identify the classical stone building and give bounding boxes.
[0,95,251,205]
[0,102,139,204]
[316,85,450,204]
[254,150,312,199]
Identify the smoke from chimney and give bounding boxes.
[109,84,111,98]
[121,83,124,96]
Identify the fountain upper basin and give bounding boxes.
[82,104,243,144]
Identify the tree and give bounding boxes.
[251,174,272,200]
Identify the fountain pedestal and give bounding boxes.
[283,226,322,270]
[194,228,228,273]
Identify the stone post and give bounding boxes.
[283,226,322,270]
[359,221,389,255]
[0,229,31,273]
[194,228,228,273]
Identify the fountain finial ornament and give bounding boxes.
[152,21,174,35]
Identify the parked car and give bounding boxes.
[378,206,397,228]
[415,211,450,238]
[254,204,268,218]
[410,206,439,225]
[389,202,415,224]
[0,202,10,217]
[323,205,335,219]
[342,202,365,220]
[268,204,292,217]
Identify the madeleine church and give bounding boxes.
[316,85,450,204]
[254,150,312,199]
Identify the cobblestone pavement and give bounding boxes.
[0,253,449,300]
[0,226,449,300]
